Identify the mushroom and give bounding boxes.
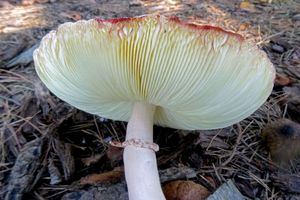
[33,15,275,200]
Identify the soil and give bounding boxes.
[1,0,300,199]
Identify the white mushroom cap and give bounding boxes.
[34,15,275,130]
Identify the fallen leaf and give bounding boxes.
[106,145,123,166]
[21,0,49,5]
[239,2,255,11]
[21,0,35,6]
[60,12,82,21]
[275,74,291,86]
[81,153,104,166]
[79,168,124,185]
[163,180,210,200]
[238,23,249,31]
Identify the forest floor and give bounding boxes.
[1,0,300,199]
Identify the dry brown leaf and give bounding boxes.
[238,23,250,31]
[239,2,255,11]
[21,0,35,6]
[60,12,82,21]
[79,168,124,185]
[106,145,123,166]
[163,180,210,200]
[275,74,292,86]
[21,0,49,5]
[81,153,104,167]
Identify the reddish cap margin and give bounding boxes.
[95,17,135,24]
[168,16,244,41]
[95,15,244,41]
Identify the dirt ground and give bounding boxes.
[1,0,300,199]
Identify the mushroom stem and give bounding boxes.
[124,102,166,200]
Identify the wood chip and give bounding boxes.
[5,139,46,200]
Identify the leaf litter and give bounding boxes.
[1,0,300,199]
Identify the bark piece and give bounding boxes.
[159,166,197,183]
[5,139,46,200]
